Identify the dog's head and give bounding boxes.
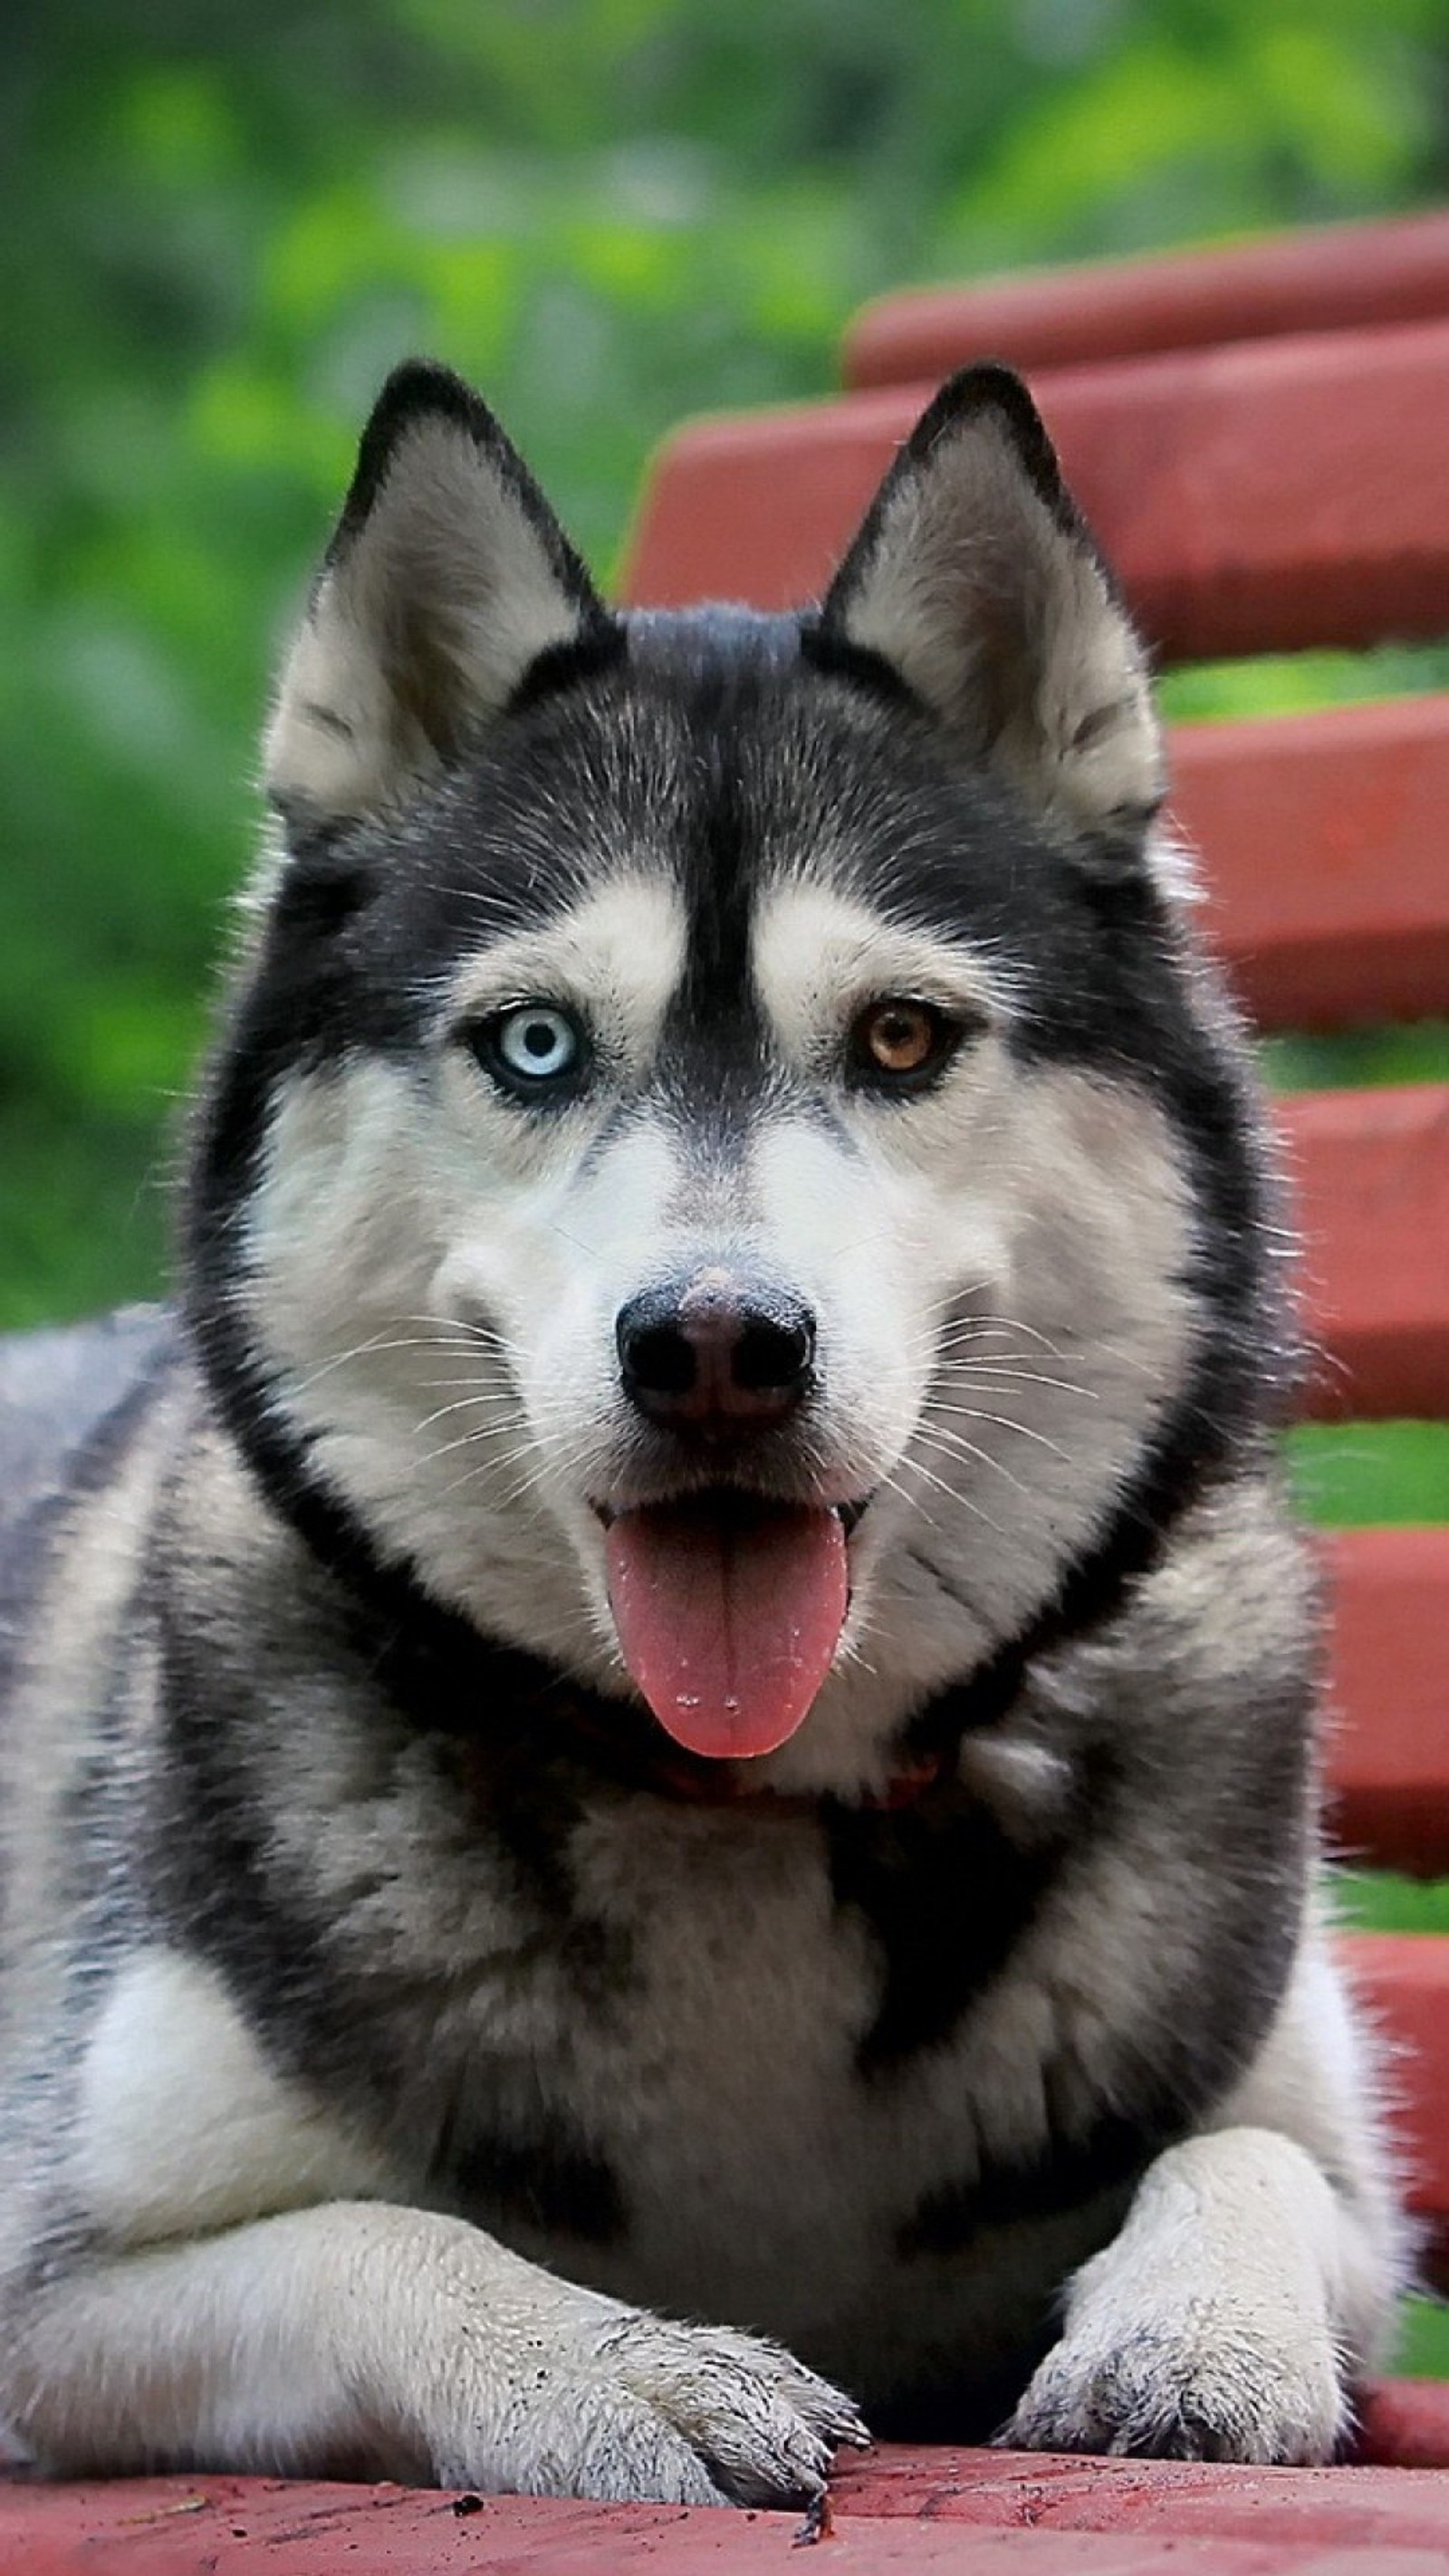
[187,363,1271,1793]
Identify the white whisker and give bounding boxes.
[411,1389,522,1437]
[894,1447,1009,1535]
[922,1399,1074,1463]
[909,1421,1035,1503]
[935,1362,1097,1399]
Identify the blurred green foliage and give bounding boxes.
[5,0,1449,2379]
[1398,2294,1449,2377]
[3,0,1449,1327]
[1287,1423,1449,1525]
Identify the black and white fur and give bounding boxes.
[0,362,1402,2501]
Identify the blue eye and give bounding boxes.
[464,1003,589,1100]
[496,1006,579,1079]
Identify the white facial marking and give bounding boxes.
[440,874,687,1060]
[751,881,1015,1065]
[246,876,691,1686]
[245,861,1196,1784]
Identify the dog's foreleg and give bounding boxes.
[4,2201,867,2504]
[1004,1929,1402,2464]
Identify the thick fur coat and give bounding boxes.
[0,363,1402,2502]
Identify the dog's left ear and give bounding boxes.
[265,362,611,828]
[817,366,1162,841]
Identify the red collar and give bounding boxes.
[588,1731,952,1816]
[452,1677,955,1817]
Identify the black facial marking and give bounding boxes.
[627,619,787,1145]
[504,620,628,718]
[797,619,924,713]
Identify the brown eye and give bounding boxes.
[850,998,961,1089]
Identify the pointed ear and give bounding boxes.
[264,362,613,827]
[817,366,1163,841]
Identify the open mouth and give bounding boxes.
[596,1490,864,1763]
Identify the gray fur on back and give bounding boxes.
[0,1309,175,1543]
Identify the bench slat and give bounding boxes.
[844,210,1449,388]
[1323,1530,1449,1875]
[624,320,1449,663]
[4,2377,1449,2562]
[4,2467,1448,2569]
[832,2421,1449,2523]
[1285,1086,1449,1421]
[1173,697,1449,1033]
[1343,1933,1449,2235]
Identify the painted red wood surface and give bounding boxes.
[12,2430,1449,2572]
[843,210,1449,388]
[1323,1530,1449,1873]
[1172,697,1449,1033]
[1282,1085,1449,1420]
[1340,1933,1449,2235]
[1357,2375,1449,2470]
[622,318,1449,664]
[830,2426,1449,2525]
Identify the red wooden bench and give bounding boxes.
[8,210,1449,2571]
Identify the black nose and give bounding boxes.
[617,1276,816,1432]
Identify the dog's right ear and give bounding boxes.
[264,363,611,829]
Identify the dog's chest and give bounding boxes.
[444,1798,1094,2402]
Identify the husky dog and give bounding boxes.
[0,361,1402,2504]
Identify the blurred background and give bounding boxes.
[5,0,1449,2362]
[5,0,1449,1332]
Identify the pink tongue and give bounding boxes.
[604,1500,849,1761]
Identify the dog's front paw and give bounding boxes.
[1002,2308,1345,2466]
[584,2315,869,2506]
[1000,2129,1358,2467]
[435,2307,869,2507]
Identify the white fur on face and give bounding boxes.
[244,875,682,1687]
[739,879,1196,1786]
[245,867,1196,1772]
[751,884,1015,1058]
